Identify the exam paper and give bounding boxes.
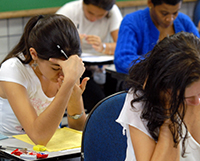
[0,133,8,140]
[12,127,82,152]
[81,52,114,63]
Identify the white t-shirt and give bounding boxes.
[0,57,54,135]
[56,0,122,52]
[116,91,200,161]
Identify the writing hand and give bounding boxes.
[85,35,104,53]
[79,34,87,44]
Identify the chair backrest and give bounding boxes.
[81,91,127,161]
[193,0,200,26]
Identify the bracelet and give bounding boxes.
[102,43,106,53]
[67,111,84,120]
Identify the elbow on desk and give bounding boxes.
[26,131,54,146]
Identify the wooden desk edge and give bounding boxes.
[0,0,196,19]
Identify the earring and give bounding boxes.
[31,60,38,70]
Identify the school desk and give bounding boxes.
[0,137,80,160]
[0,134,81,160]
[81,52,114,66]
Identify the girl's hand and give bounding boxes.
[79,34,87,44]
[67,77,90,110]
[85,35,103,53]
[49,55,85,83]
[79,77,90,93]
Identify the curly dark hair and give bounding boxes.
[126,31,200,156]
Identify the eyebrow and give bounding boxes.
[88,10,106,17]
[50,63,60,67]
[161,10,179,14]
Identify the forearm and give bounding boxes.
[67,97,86,131]
[27,78,77,145]
[102,43,116,55]
[151,125,180,161]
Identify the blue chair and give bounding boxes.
[81,91,127,161]
[193,0,200,27]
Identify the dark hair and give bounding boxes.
[151,0,182,6]
[127,32,200,156]
[1,14,81,65]
[83,0,115,11]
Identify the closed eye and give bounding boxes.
[52,68,61,71]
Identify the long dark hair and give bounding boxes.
[1,14,81,65]
[126,32,200,156]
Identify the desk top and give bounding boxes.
[81,52,114,65]
[0,137,80,160]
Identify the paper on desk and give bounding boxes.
[12,127,82,152]
[0,133,8,140]
[81,52,114,63]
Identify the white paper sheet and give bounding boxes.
[81,52,114,63]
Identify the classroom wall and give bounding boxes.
[0,1,196,62]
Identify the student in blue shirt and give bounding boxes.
[114,0,200,74]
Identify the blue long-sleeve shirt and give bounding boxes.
[114,7,200,74]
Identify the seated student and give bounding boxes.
[0,14,89,146]
[56,0,122,55]
[57,0,123,113]
[114,0,200,74]
[116,32,200,161]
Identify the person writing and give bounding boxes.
[0,14,89,146]
[114,0,200,74]
[56,0,122,55]
[57,0,123,113]
[116,32,200,160]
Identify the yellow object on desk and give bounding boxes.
[33,145,46,152]
[12,127,82,152]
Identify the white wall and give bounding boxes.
[0,1,196,62]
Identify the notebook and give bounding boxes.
[12,127,82,152]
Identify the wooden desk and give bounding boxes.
[0,137,80,160]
